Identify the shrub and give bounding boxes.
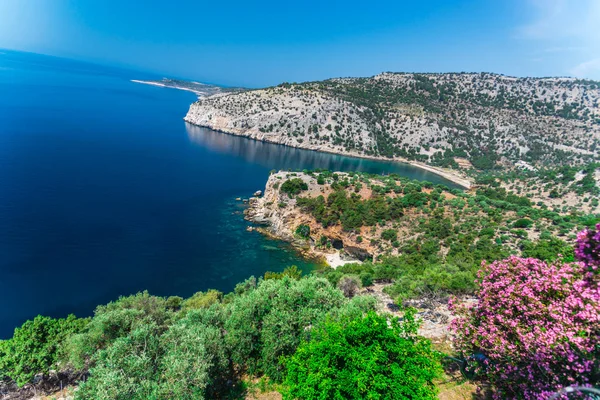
[182,290,222,310]
[0,315,89,386]
[284,311,441,399]
[318,235,328,246]
[337,275,362,298]
[156,311,232,399]
[520,237,574,261]
[63,291,173,370]
[165,296,183,310]
[450,256,600,398]
[359,272,373,287]
[294,224,310,239]
[381,229,398,242]
[513,218,533,228]
[75,323,163,399]
[384,264,475,301]
[575,222,600,278]
[264,265,303,281]
[75,277,376,397]
[280,178,308,197]
[225,276,350,381]
[76,310,233,400]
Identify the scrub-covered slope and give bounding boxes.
[186,72,600,171]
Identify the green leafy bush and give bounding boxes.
[359,272,373,286]
[520,237,574,261]
[513,218,533,228]
[381,229,398,241]
[284,310,441,399]
[63,291,174,370]
[280,178,308,197]
[182,289,223,310]
[225,276,352,381]
[384,264,475,300]
[76,322,163,399]
[70,277,376,398]
[294,224,310,238]
[0,315,89,386]
[76,308,233,400]
[264,265,303,280]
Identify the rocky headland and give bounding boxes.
[245,171,372,268]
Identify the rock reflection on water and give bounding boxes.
[185,123,460,188]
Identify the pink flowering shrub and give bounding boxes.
[450,255,600,399]
[575,223,600,279]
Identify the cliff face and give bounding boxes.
[244,172,375,267]
[184,89,374,155]
[245,171,464,267]
[244,173,296,243]
[185,72,600,174]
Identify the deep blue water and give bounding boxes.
[0,50,457,338]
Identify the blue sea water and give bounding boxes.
[0,50,458,338]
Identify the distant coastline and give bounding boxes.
[184,119,473,189]
[131,78,245,98]
[131,79,204,96]
[137,76,473,188]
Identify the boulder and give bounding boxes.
[344,245,372,261]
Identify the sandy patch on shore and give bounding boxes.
[324,251,362,269]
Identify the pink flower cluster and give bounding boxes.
[450,255,600,399]
[575,223,600,278]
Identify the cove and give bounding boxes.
[0,50,457,337]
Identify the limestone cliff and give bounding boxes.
[244,172,374,267]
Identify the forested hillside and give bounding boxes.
[247,170,595,303]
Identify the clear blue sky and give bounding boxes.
[0,0,598,87]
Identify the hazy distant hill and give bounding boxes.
[132,77,245,97]
[185,72,600,171]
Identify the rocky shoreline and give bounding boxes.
[183,72,600,190]
[244,172,369,268]
[184,103,472,190]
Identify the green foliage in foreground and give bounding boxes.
[264,265,303,280]
[1,276,396,399]
[0,315,89,386]
[285,310,441,400]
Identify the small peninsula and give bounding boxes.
[132,78,245,97]
[245,169,592,272]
